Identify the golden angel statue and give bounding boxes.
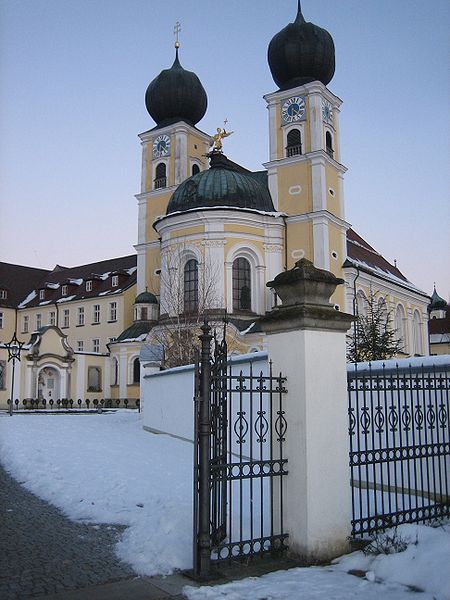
[210,127,233,152]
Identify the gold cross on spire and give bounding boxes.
[174,21,181,48]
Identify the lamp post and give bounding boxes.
[5,331,24,416]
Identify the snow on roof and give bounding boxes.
[345,257,426,295]
[127,267,137,275]
[67,278,83,285]
[18,289,37,308]
[45,282,60,289]
[56,295,76,303]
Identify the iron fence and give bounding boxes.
[6,398,140,411]
[193,321,288,579]
[348,362,450,537]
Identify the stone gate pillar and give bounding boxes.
[259,258,353,562]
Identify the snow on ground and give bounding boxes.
[0,411,449,599]
[0,411,194,575]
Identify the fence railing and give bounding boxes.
[6,398,140,411]
[348,361,450,537]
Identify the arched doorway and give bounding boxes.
[38,367,61,400]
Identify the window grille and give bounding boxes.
[286,129,302,157]
[154,163,167,189]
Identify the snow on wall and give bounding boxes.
[141,352,268,442]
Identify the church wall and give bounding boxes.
[325,164,342,217]
[276,162,313,214]
[285,220,313,269]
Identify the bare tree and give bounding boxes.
[347,290,403,363]
[147,244,225,368]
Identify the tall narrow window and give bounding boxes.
[93,304,100,324]
[36,313,42,330]
[23,315,29,333]
[192,164,200,176]
[92,338,100,353]
[49,311,56,326]
[395,304,407,352]
[63,309,70,328]
[326,131,334,158]
[233,258,251,311]
[77,307,85,326]
[286,129,302,157]
[0,360,5,389]
[154,163,167,189]
[132,357,140,383]
[0,312,3,329]
[183,259,198,313]
[109,301,117,322]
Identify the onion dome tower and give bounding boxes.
[145,44,207,128]
[268,0,335,90]
[166,151,275,215]
[429,286,448,314]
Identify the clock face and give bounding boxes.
[322,100,333,125]
[152,134,171,158]
[281,96,306,124]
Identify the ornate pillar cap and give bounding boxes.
[261,258,353,334]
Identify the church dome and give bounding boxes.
[145,48,207,127]
[134,291,158,304]
[166,152,275,215]
[268,2,335,90]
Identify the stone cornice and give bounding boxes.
[263,150,347,174]
[287,210,350,230]
[264,82,343,107]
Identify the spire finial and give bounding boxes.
[295,0,305,23]
[174,21,181,49]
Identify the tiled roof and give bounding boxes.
[15,255,137,309]
[346,229,408,282]
[0,262,51,308]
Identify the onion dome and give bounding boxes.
[166,152,275,215]
[145,47,207,127]
[429,287,447,312]
[268,1,335,90]
[134,290,157,304]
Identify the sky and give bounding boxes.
[1,0,449,299]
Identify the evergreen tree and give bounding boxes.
[347,291,403,362]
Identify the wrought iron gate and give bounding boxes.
[193,319,288,579]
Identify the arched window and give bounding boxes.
[325,131,334,158]
[154,163,167,189]
[286,129,302,157]
[395,304,407,352]
[192,164,200,176]
[132,357,140,384]
[233,258,251,311]
[184,259,198,313]
[356,291,368,317]
[413,310,423,355]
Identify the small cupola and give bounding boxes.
[429,286,448,319]
[268,1,335,90]
[134,290,159,322]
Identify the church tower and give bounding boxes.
[135,31,211,296]
[264,2,349,308]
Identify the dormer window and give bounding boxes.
[39,290,45,300]
[86,280,92,292]
[112,275,119,287]
[62,285,68,296]
[0,290,7,300]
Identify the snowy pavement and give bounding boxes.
[0,411,449,599]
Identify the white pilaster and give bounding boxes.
[312,216,330,270]
[76,354,85,399]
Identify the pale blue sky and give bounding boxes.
[1,0,449,299]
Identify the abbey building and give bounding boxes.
[0,4,431,407]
